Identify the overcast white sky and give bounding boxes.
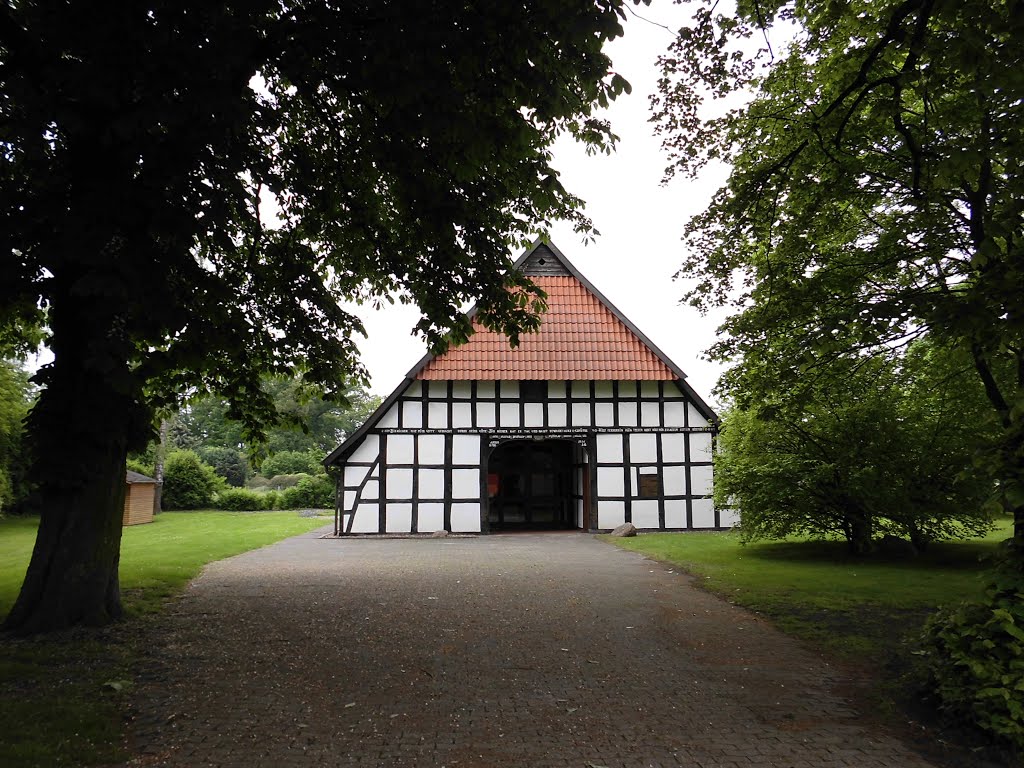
[351,2,735,405]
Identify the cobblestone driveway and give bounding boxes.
[125,530,936,767]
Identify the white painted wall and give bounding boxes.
[335,379,717,534]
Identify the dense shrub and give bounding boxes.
[266,473,309,490]
[919,557,1024,751]
[280,475,334,509]
[246,476,271,490]
[162,451,224,510]
[214,488,266,511]
[260,450,321,478]
[197,446,248,487]
[261,490,281,511]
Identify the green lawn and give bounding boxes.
[0,510,329,768]
[606,521,1012,660]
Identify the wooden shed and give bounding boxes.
[123,470,157,526]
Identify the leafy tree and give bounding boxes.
[161,451,224,511]
[655,0,1024,549]
[196,446,248,487]
[716,349,996,553]
[0,360,32,513]
[1,1,636,631]
[171,377,382,457]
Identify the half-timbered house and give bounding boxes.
[324,240,730,535]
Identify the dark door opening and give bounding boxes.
[486,439,581,531]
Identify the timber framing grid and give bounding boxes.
[324,239,732,535]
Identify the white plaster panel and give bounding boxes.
[599,501,625,529]
[452,468,479,499]
[386,503,412,533]
[452,381,472,399]
[453,435,479,465]
[618,401,638,427]
[595,402,614,426]
[378,405,399,428]
[691,465,714,496]
[389,434,415,465]
[418,434,445,463]
[571,381,590,398]
[663,401,686,428]
[618,381,637,398]
[596,433,623,463]
[500,380,519,398]
[547,381,566,398]
[476,401,496,428]
[664,500,686,528]
[476,381,495,398]
[640,401,660,427]
[548,402,567,427]
[344,464,369,488]
[350,504,379,533]
[662,433,686,463]
[452,402,472,428]
[387,468,413,498]
[418,469,444,499]
[692,498,715,528]
[576,500,584,529]
[343,491,356,510]
[594,381,613,399]
[524,402,544,427]
[427,402,448,428]
[719,508,740,528]
[663,466,687,496]
[571,402,591,426]
[348,434,380,464]
[640,381,660,398]
[630,433,658,463]
[690,433,713,462]
[598,466,624,497]
[632,500,660,530]
[418,503,445,532]
[499,402,520,427]
[450,503,481,532]
[402,401,423,428]
[428,380,447,398]
[405,381,422,397]
[361,480,379,500]
[688,403,710,427]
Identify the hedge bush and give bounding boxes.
[280,475,334,509]
[260,450,322,478]
[919,556,1024,751]
[162,451,224,510]
[215,488,267,511]
[265,473,309,490]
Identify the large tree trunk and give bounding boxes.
[3,289,146,634]
[3,447,128,633]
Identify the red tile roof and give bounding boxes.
[416,276,678,380]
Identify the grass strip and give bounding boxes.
[0,510,329,767]
[605,521,1011,662]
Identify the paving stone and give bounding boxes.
[123,530,938,767]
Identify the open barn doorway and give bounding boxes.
[485,439,589,531]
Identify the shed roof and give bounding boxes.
[126,470,157,484]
